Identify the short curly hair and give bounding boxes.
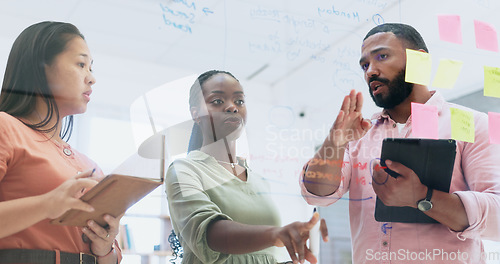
[364,23,429,52]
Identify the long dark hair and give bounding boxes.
[187,70,238,152]
[0,21,85,141]
[364,23,429,52]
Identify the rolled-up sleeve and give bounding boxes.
[451,114,500,241]
[454,191,500,240]
[165,161,232,264]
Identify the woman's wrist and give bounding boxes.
[94,244,114,258]
[95,246,116,264]
[269,226,283,247]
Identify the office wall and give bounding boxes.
[1,0,500,263]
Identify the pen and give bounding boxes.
[310,207,320,263]
[80,168,96,194]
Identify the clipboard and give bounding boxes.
[51,174,163,227]
[52,131,168,227]
[374,138,456,223]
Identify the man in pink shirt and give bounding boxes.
[300,23,500,263]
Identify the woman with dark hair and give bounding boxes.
[0,21,121,263]
[165,70,327,264]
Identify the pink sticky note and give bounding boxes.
[488,112,500,144]
[411,102,439,139]
[474,20,499,52]
[438,15,462,44]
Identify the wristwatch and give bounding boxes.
[417,187,433,212]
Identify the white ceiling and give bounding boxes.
[1,0,500,121]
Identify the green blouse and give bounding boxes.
[165,150,281,264]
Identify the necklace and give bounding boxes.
[216,160,238,169]
[39,130,72,156]
[21,116,72,156]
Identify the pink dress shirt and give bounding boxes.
[300,91,500,263]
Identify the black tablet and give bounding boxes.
[374,138,457,223]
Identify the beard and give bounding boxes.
[369,69,414,109]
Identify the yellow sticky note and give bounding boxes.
[432,59,463,89]
[484,66,500,98]
[405,49,432,86]
[450,107,475,143]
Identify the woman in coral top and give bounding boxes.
[0,21,121,263]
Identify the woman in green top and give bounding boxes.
[165,70,327,264]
